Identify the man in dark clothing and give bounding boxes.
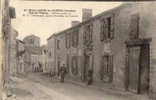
[87,69,93,85]
[60,64,67,83]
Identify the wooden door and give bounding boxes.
[128,46,141,93]
[84,55,89,81]
[140,44,150,93]
[57,61,60,76]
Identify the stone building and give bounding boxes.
[40,45,49,73]
[1,0,16,89]
[16,40,25,74]
[47,34,57,74]
[23,35,40,47]
[47,2,156,99]
[24,46,41,72]
[23,35,41,72]
[9,28,18,75]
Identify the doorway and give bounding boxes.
[126,42,150,94]
[83,55,90,81]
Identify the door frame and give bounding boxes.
[125,38,151,94]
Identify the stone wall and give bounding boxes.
[48,3,156,98]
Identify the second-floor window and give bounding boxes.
[57,40,60,49]
[129,13,140,39]
[66,32,71,49]
[83,24,93,45]
[72,29,79,48]
[30,39,34,44]
[100,15,114,41]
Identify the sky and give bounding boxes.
[10,0,122,45]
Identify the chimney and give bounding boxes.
[71,21,80,27]
[82,8,92,22]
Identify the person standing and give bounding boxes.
[87,69,93,85]
[60,64,67,83]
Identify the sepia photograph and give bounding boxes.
[1,0,156,100]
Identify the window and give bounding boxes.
[83,24,93,45]
[30,39,34,44]
[66,32,71,49]
[72,29,79,48]
[129,14,139,39]
[57,40,60,49]
[100,15,114,41]
[100,55,113,82]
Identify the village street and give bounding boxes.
[3,72,151,100]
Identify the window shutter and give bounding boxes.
[105,19,109,40]
[103,56,108,74]
[72,56,78,75]
[130,14,139,39]
[103,19,107,40]
[90,24,93,42]
[110,15,115,39]
[86,25,89,43]
[72,31,74,47]
[76,30,79,47]
[100,56,104,80]
[83,29,86,45]
[100,19,104,41]
[69,33,71,48]
[65,33,68,48]
[108,55,113,82]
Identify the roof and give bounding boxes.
[23,34,40,41]
[25,46,41,55]
[17,39,25,44]
[47,3,134,40]
[47,34,56,40]
[41,45,48,50]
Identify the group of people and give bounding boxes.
[50,64,93,85]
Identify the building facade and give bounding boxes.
[16,40,25,74]
[9,28,18,75]
[47,34,57,74]
[23,35,41,72]
[1,0,16,89]
[23,35,40,47]
[47,2,156,99]
[40,45,49,73]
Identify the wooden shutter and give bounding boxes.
[103,56,108,74]
[90,24,93,42]
[109,55,113,82]
[83,27,86,45]
[130,14,139,39]
[69,32,72,48]
[110,15,115,39]
[100,19,104,41]
[86,25,89,43]
[76,29,79,47]
[72,56,78,75]
[100,56,104,80]
[72,30,74,47]
[65,33,68,48]
[105,18,109,40]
